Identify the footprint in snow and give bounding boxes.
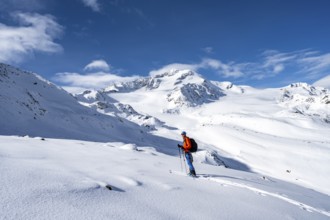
[103,143,115,148]
[116,176,142,187]
[157,182,181,191]
[78,179,125,192]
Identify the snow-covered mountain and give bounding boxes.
[0,63,153,144]
[75,69,228,127]
[1,64,330,219]
[103,69,226,112]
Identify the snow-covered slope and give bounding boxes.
[0,63,150,144]
[1,136,329,220]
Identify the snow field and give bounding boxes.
[1,136,329,220]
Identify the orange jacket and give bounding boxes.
[182,136,192,152]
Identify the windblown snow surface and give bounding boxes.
[1,65,330,219]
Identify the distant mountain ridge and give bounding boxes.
[78,68,330,123]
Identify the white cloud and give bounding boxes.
[84,59,110,72]
[299,53,330,78]
[149,58,245,78]
[150,51,314,81]
[260,50,330,80]
[313,75,330,89]
[200,58,245,78]
[149,63,200,76]
[202,47,214,54]
[56,50,330,93]
[54,71,139,92]
[200,58,222,69]
[54,61,139,93]
[262,50,297,67]
[148,50,328,81]
[233,50,330,80]
[256,50,300,78]
[273,64,285,74]
[0,12,63,64]
[81,0,100,12]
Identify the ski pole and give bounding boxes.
[178,147,183,172]
[182,150,188,173]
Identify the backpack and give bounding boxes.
[189,138,198,153]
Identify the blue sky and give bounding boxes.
[1,0,330,92]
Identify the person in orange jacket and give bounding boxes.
[178,131,196,177]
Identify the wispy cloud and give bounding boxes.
[81,0,101,12]
[149,63,200,76]
[313,75,330,89]
[149,50,330,83]
[200,59,246,78]
[56,50,330,93]
[84,59,110,72]
[258,50,330,81]
[202,47,214,54]
[299,53,330,78]
[55,72,134,88]
[261,50,297,74]
[0,12,63,64]
[54,60,138,93]
[149,58,245,78]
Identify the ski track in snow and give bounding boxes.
[197,175,330,218]
[170,169,330,218]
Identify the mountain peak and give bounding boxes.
[103,69,205,93]
[153,68,196,78]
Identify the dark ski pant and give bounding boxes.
[185,152,195,173]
